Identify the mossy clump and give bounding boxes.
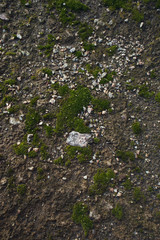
[74,50,83,58]
[122,178,132,190]
[133,187,145,202]
[37,167,45,181]
[138,85,154,98]
[103,0,128,9]
[72,202,93,237]
[106,45,118,56]
[83,42,95,51]
[92,98,110,112]
[0,95,16,108]
[43,112,55,120]
[13,142,28,156]
[132,121,142,134]
[85,64,101,78]
[44,124,54,138]
[17,184,27,196]
[89,168,115,195]
[112,204,123,220]
[100,70,116,84]
[54,157,65,165]
[30,95,40,107]
[40,144,49,160]
[116,150,135,162]
[25,108,41,133]
[38,34,55,57]
[132,9,144,22]
[78,23,93,41]
[42,67,52,76]
[155,92,160,103]
[55,86,92,133]
[73,118,91,133]
[52,83,70,96]
[65,145,92,163]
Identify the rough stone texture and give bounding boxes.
[66,131,92,147]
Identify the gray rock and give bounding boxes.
[9,117,20,125]
[66,131,91,147]
[27,134,33,143]
[0,13,9,21]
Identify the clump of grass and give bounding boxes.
[0,95,16,108]
[132,121,142,134]
[5,51,16,56]
[30,95,40,107]
[116,150,135,162]
[55,86,92,133]
[133,187,145,202]
[92,98,110,112]
[89,168,115,195]
[78,23,93,41]
[72,202,93,237]
[25,108,41,133]
[17,184,27,196]
[28,150,38,158]
[43,112,55,120]
[112,204,123,220]
[155,92,160,103]
[106,45,118,56]
[150,70,156,79]
[100,70,116,84]
[7,176,16,190]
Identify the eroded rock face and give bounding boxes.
[66,131,92,147]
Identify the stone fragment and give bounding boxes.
[83,175,87,180]
[27,134,33,143]
[9,117,20,125]
[0,13,9,21]
[66,131,91,147]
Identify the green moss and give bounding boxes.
[28,150,38,158]
[73,118,90,133]
[122,178,132,190]
[132,121,142,134]
[116,150,135,162]
[5,51,16,56]
[92,98,110,112]
[74,50,83,58]
[132,9,144,22]
[103,0,128,9]
[89,168,115,195]
[138,85,154,98]
[43,112,55,120]
[83,42,95,51]
[150,70,156,79]
[155,92,160,103]
[55,86,92,133]
[65,145,92,163]
[78,23,93,41]
[42,67,52,76]
[0,95,16,107]
[38,35,55,57]
[40,144,49,160]
[17,184,27,196]
[157,194,160,200]
[44,124,54,138]
[8,176,16,190]
[37,167,45,180]
[13,142,28,156]
[112,204,123,220]
[72,202,93,237]
[86,64,101,78]
[106,45,118,56]
[54,157,64,165]
[8,105,21,114]
[133,187,144,202]
[93,138,100,144]
[25,108,41,132]
[30,95,40,107]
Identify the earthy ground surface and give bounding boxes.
[0,0,160,239]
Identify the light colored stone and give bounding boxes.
[9,117,20,125]
[66,131,91,147]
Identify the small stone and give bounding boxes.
[28,166,34,171]
[16,33,22,39]
[27,134,33,143]
[62,177,67,181]
[49,98,55,104]
[0,13,9,21]
[33,148,39,152]
[1,177,7,185]
[70,47,76,53]
[140,22,144,28]
[117,192,122,197]
[83,175,87,180]
[108,92,113,98]
[66,131,92,147]
[9,117,20,125]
